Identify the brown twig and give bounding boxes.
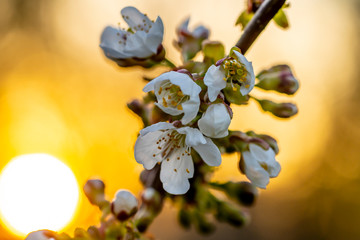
[236,0,286,54]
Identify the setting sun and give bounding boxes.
[0,154,79,237]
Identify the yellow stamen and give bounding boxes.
[186,169,190,173]
[245,84,250,88]
[177,104,183,110]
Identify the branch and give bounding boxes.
[236,0,286,54]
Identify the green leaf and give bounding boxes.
[235,11,254,30]
[273,9,289,29]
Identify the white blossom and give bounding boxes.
[198,103,231,138]
[242,143,281,189]
[143,71,202,124]
[100,7,164,59]
[134,122,221,195]
[111,190,138,221]
[204,50,255,102]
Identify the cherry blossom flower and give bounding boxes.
[100,7,164,60]
[198,103,231,138]
[204,49,255,102]
[143,71,202,124]
[134,122,221,194]
[241,143,281,189]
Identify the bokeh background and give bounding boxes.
[0,0,359,239]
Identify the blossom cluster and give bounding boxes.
[99,6,298,195]
[26,3,299,239]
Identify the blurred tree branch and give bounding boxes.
[236,0,286,54]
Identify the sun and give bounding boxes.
[0,154,79,237]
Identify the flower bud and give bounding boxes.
[198,103,231,138]
[210,181,258,206]
[256,65,299,95]
[193,211,215,234]
[83,179,108,208]
[215,202,248,227]
[246,131,279,154]
[25,230,57,240]
[111,190,138,221]
[134,207,154,233]
[141,188,162,212]
[256,99,298,118]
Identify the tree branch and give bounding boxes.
[236,0,286,54]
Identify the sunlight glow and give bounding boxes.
[0,154,79,236]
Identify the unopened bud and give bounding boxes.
[141,188,162,212]
[25,230,58,240]
[256,65,299,95]
[193,211,215,235]
[134,207,154,233]
[215,202,247,227]
[257,99,298,118]
[111,190,138,221]
[246,131,279,154]
[83,179,107,208]
[210,181,258,206]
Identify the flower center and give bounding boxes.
[223,58,249,91]
[152,130,192,174]
[158,81,189,111]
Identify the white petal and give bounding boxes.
[242,152,270,189]
[234,50,255,96]
[134,131,163,170]
[145,17,164,54]
[124,31,154,58]
[160,149,194,195]
[192,25,209,38]
[198,104,231,138]
[204,65,226,102]
[121,7,152,29]
[178,17,190,33]
[99,26,130,59]
[176,127,206,146]
[192,137,221,166]
[139,122,175,136]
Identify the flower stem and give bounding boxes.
[163,58,176,68]
[235,0,286,54]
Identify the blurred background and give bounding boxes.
[0,0,359,239]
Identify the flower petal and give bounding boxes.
[204,65,226,102]
[160,149,194,195]
[192,136,221,166]
[121,7,152,29]
[124,31,154,58]
[198,103,231,138]
[176,127,206,146]
[234,50,255,96]
[242,151,270,189]
[145,17,164,54]
[134,131,163,170]
[100,26,130,59]
[139,122,175,136]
